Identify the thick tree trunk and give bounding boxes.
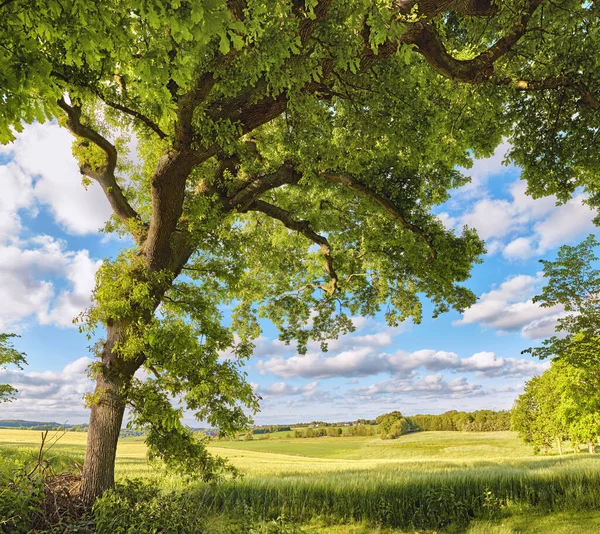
[79,322,141,504]
[588,440,595,454]
[557,438,562,455]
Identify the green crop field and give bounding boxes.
[2,429,600,532]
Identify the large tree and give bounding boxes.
[3,0,600,502]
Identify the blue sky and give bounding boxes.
[0,124,597,426]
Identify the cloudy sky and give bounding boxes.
[0,123,597,426]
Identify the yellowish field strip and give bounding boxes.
[1,429,598,481]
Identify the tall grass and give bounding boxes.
[186,463,600,529]
[3,429,600,531]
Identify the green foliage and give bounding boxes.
[512,359,600,454]
[376,412,414,439]
[0,452,44,533]
[374,410,512,435]
[92,479,205,534]
[0,334,27,402]
[527,235,600,368]
[5,0,600,494]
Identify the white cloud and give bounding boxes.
[521,314,566,340]
[456,141,511,197]
[443,166,597,259]
[0,122,112,235]
[256,381,321,399]
[256,343,546,380]
[534,196,596,253]
[0,124,105,330]
[0,237,99,330]
[0,357,93,423]
[38,250,100,327]
[461,198,517,240]
[353,374,483,401]
[0,163,35,241]
[503,237,535,260]
[456,273,562,336]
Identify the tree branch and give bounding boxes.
[98,96,168,139]
[394,0,498,17]
[247,199,339,294]
[498,75,600,110]
[322,172,437,262]
[228,162,302,211]
[175,72,216,150]
[364,0,546,84]
[57,98,142,228]
[298,0,334,46]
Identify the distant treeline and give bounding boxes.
[261,410,511,440]
[251,425,292,434]
[410,410,512,432]
[0,420,89,431]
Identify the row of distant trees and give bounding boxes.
[375,410,511,439]
[249,410,511,440]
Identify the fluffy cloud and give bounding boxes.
[534,196,596,253]
[0,122,112,235]
[0,124,105,330]
[38,249,101,327]
[503,237,535,260]
[456,273,563,337]
[455,141,512,198]
[353,374,483,401]
[0,163,35,241]
[254,381,321,399]
[256,344,545,380]
[441,172,596,261]
[0,357,93,423]
[0,237,99,329]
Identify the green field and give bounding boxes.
[2,429,600,532]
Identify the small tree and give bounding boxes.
[0,334,27,403]
[527,235,600,367]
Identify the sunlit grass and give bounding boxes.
[2,429,600,531]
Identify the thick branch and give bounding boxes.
[298,0,334,46]
[394,0,498,17]
[175,72,216,149]
[228,162,302,211]
[248,200,339,294]
[323,173,436,262]
[57,98,141,227]
[366,0,546,84]
[143,150,198,272]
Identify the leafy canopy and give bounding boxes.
[527,235,600,367]
[512,359,600,453]
[2,0,600,479]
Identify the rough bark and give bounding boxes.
[79,321,141,504]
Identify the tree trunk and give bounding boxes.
[588,440,595,454]
[79,322,141,504]
[557,438,562,455]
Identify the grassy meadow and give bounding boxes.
[2,429,600,532]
